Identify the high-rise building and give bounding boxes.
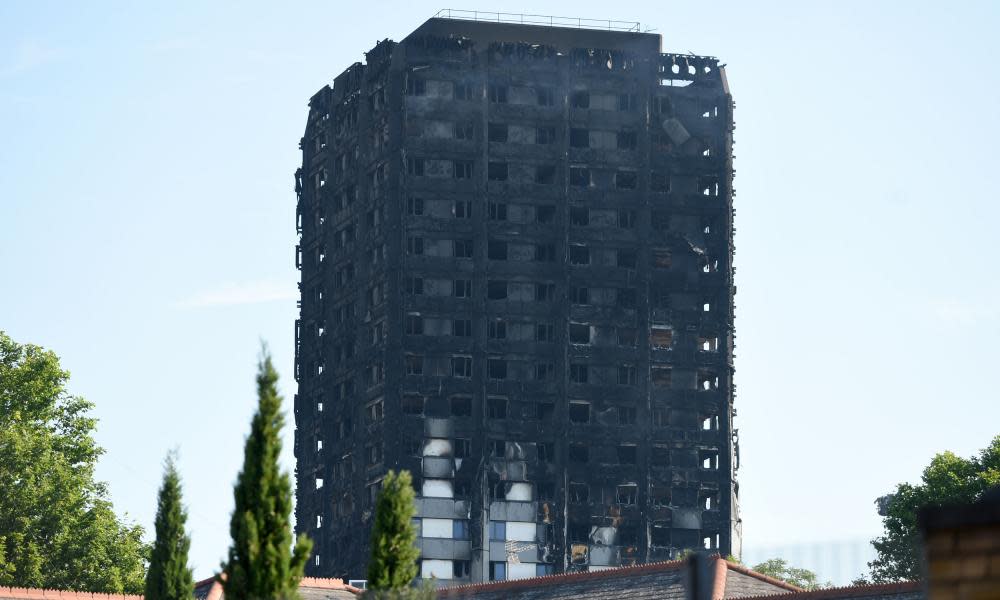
[294,11,738,584]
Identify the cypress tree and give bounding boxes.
[219,346,312,599]
[366,470,420,591]
[145,452,193,600]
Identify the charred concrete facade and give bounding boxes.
[294,15,739,584]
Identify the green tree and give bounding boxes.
[145,453,193,600]
[0,331,148,593]
[219,346,312,600]
[751,558,825,590]
[366,470,420,591]
[868,435,1000,582]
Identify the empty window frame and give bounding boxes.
[451,356,473,378]
[570,128,589,148]
[652,248,672,269]
[534,243,556,262]
[487,358,507,380]
[454,121,474,140]
[651,444,670,466]
[453,279,472,297]
[401,394,424,415]
[535,205,556,223]
[568,401,590,423]
[487,397,507,419]
[404,314,424,335]
[616,445,637,465]
[453,160,473,179]
[453,82,474,100]
[615,170,638,190]
[651,326,673,348]
[453,239,474,258]
[651,366,672,388]
[698,371,719,391]
[488,122,508,142]
[651,485,671,507]
[616,484,638,505]
[453,560,472,578]
[536,283,556,301]
[404,355,424,376]
[617,249,637,268]
[451,395,473,416]
[535,165,556,184]
[487,239,508,260]
[488,202,507,221]
[406,236,424,255]
[454,199,472,219]
[488,161,509,181]
[568,443,589,463]
[569,166,591,187]
[570,207,589,226]
[489,85,508,104]
[487,280,508,300]
[488,320,507,339]
[569,364,589,384]
[617,365,637,385]
[569,322,591,344]
[569,482,590,502]
[536,126,556,144]
[406,197,424,215]
[536,87,555,106]
[407,158,425,176]
[534,362,554,380]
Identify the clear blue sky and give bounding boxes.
[2,0,998,584]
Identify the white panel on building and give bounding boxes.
[506,521,536,542]
[507,562,536,580]
[422,518,453,539]
[422,438,452,457]
[589,565,614,571]
[506,482,533,501]
[422,479,453,498]
[421,559,453,580]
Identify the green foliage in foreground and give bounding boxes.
[145,453,193,600]
[867,435,1000,583]
[752,558,826,590]
[362,582,435,600]
[367,470,420,590]
[0,331,148,593]
[219,346,312,599]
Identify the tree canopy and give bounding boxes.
[868,435,1000,582]
[751,558,825,590]
[0,331,148,593]
[145,453,193,600]
[366,470,420,591]
[219,346,311,599]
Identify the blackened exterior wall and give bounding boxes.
[294,16,739,584]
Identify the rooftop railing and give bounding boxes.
[433,9,642,33]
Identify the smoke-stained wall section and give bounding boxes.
[293,15,738,584]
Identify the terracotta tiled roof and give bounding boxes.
[193,576,362,600]
[436,555,802,599]
[728,580,924,600]
[437,556,689,597]
[0,588,142,600]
